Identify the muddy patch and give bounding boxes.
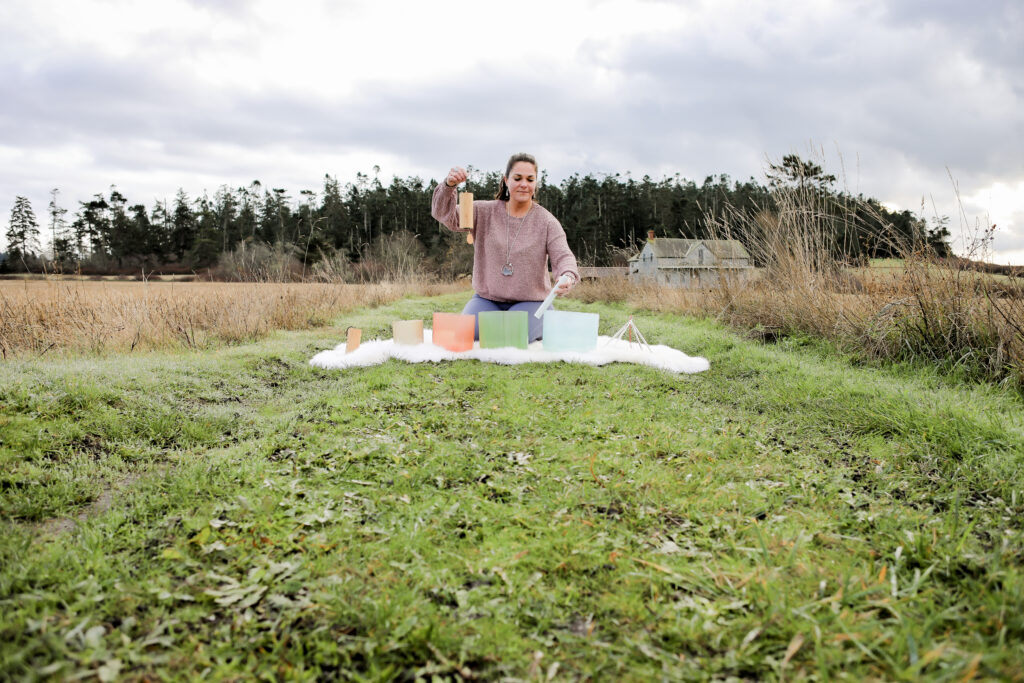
[34,472,144,537]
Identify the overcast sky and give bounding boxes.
[2,0,1022,263]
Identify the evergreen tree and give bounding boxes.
[236,181,262,243]
[48,188,70,261]
[148,200,172,258]
[189,192,222,267]
[259,188,292,244]
[319,174,353,253]
[211,186,240,253]
[129,204,155,259]
[170,189,197,261]
[296,189,320,271]
[6,195,41,270]
[74,195,110,258]
[926,215,953,257]
[767,154,836,191]
[106,187,132,264]
[0,162,951,275]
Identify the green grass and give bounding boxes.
[2,292,1023,681]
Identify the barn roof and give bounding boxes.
[702,239,751,260]
[630,238,751,261]
[647,239,702,258]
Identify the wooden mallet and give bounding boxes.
[459,192,474,244]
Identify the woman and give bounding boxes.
[432,153,580,342]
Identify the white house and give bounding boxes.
[628,232,752,287]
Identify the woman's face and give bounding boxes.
[505,161,538,201]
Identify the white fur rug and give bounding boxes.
[310,330,710,374]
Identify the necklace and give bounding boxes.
[502,203,532,276]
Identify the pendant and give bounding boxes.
[501,264,514,276]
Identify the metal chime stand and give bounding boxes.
[607,315,652,352]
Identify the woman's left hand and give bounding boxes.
[556,272,577,296]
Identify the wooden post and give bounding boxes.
[459,192,474,244]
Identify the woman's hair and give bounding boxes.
[495,153,538,201]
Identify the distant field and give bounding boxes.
[866,258,904,270]
[0,279,467,357]
[0,272,198,282]
[859,257,1018,286]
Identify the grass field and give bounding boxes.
[854,258,1019,288]
[2,291,1023,680]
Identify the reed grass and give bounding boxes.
[0,279,466,357]
[573,187,1024,388]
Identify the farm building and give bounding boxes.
[628,232,752,287]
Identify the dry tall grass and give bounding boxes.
[574,188,1024,388]
[0,279,465,357]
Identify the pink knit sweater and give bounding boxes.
[432,183,580,302]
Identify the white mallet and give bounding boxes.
[534,274,571,319]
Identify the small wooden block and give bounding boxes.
[345,327,362,353]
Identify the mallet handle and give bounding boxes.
[534,274,570,319]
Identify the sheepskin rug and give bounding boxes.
[310,330,710,374]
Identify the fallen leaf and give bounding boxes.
[97,659,122,683]
[84,625,106,649]
[783,633,805,667]
[189,527,211,545]
[528,651,544,678]
[631,556,679,578]
[959,653,982,682]
[741,627,761,649]
[659,540,681,554]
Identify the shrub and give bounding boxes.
[213,241,304,282]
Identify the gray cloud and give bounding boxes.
[2,0,1022,261]
[601,7,1023,176]
[880,0,1023,66]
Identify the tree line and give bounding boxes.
[2,155,951,277]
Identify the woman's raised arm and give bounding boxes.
[431,166,468,231]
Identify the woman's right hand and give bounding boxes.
[445,167,468,187]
